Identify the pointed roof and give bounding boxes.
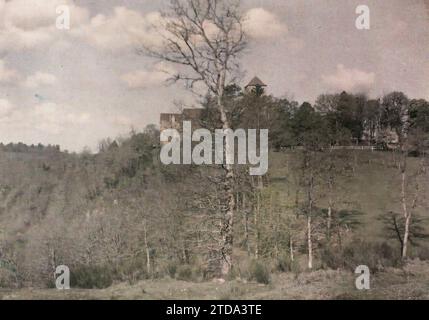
[245,76,267,88]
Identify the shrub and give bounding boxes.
[176,265,193,281]
[166,262,178,278]
[0,268,19,288]
[321,240,401,272]
[113,258,147,283]
[417,246,429,261]
[70,264,113,289]
[276,254,300,273]
[248,261,270,284]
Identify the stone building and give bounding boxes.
[160,108,204,132]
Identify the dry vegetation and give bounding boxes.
[1,260,429,300]
[0,137,428,300]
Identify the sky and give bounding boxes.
[0,0,428,152]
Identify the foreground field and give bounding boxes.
[1,260,428,300]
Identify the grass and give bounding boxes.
[1,260,428,300]
[268,150,429,243]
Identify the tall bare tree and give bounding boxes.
[382,92,413,259]
[143,0,247,276]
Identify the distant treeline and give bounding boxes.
[201,86,429,153]
[0,142,61,154]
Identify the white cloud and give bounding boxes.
[32,103,90,134]
[0,60,19,83]
[0,99,15,118]
[0,101,90,135]
[121,63,175,89]
[23,72,57,88]
[74,6,289,51]
[0,0,89,51]
[73,7,163,51]
[321,64,376,93]
[244,8,288,39]
[0,60,57,88]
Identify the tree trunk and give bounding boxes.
[392,214,404,255]
[327,174,334,240]
[243,193,251,256]
[220,164,235,276]
[218,88,235,277]
[307,174,314,270]
[399,101,410,260]
[307,215,313,270]
[401,159,411,260]
[143,220,151,275]
[327,203,332,240]
[254,187,260,260]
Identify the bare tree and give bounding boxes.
[143,0,247,277]
[382,92,412,259]
[305,154,315,269]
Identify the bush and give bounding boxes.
[417,246,429,261]
[248,261,270,284]
[321,240,401,272]
[70,264,113,289]
[166,262,178,278]
[276,254,300,273]
[113,258,147,283]
[176,265,193,281]
[0,268,19,288]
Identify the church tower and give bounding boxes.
[245,76,267,95]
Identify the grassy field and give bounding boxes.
[1,260,428,300]
[268,150,429,243]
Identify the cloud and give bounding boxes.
[0,101,90,135]
[74,6,289,51]
[0,0,89,51]
[121,63,175,89]
[73,7,163,51]
[0,99,15,118]
[0,60,56,88]
[321,64,375,93]
[32,103,90,134]
[244,8,288,39]
[23,72,57,88]
[0,60,20,83]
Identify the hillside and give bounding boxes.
[269,150,429,243]
[0,135,428,296]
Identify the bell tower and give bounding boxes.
[245,76,267,95]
